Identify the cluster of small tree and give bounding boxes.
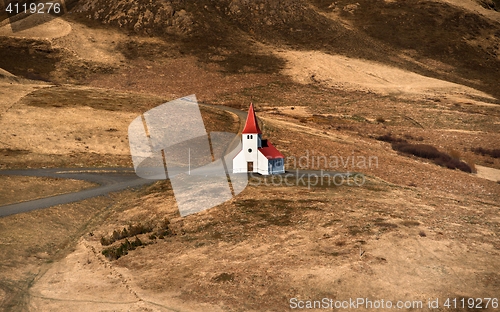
[102,236,143,260]
[99,219,175,260]
[148,218,173,240]
[100,223,153,246]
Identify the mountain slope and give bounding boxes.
[69,0,500,99]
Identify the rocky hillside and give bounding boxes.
[70,0,500,99]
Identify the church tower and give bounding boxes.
[240,103,261,172]
[233,103,284,175]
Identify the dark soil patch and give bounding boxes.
[0,148,30,156]
[213,272,234,283]
[0,37,60,82]
[235,198,295,227]
[20,85,167,113]
[401,220,421,227]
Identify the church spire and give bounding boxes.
[242,103,262,134]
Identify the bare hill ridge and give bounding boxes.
[67,0,500,99]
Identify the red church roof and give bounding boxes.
[242,103,262,134]
[259,142,284,159]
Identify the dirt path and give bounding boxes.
[476,165,500,182]
[29,240,223,312]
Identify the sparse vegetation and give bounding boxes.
[100,222,154,246]
[448,149,461,160]
[102,236,144,260]
[401,220,420,227]
[376,133,407,144]
[394,142,472,173]
[1,0,500,309]
[471,147,500,158]
[99,219,174,260]
[377,134,472,173]
[213,272,235,283]
[403,134,424,141]
[465,158,477,174]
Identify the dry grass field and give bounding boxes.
[0,0,499,311]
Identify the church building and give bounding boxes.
[232,103,285,175]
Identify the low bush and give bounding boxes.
[434,157,472,173]
[471,147,500,158]
[403,134,424,141]
[390,141,472,173]
[393,143,443,159]
[465,158,477,173]
[376,133,407,144]
[100,222,154,246]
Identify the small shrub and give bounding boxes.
[448,149,461,160]
[374,222,398,228]
[132,236,143,247]
[434,157,472,173]
[466,158,477,173]
[121,228,129,238]
[404,134,424,141]
[213,273,234,283]
[112,230,121,241]
[376,133,407,143]
[393,143,443,159]
[401,220,420,227]
[471,147,500,158]
[155,218,173,238]
[100,236,112,246]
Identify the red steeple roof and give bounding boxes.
[242,103,262,134]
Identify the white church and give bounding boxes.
[233,103,285,175]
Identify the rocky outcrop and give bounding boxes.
[74,0,195,36]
